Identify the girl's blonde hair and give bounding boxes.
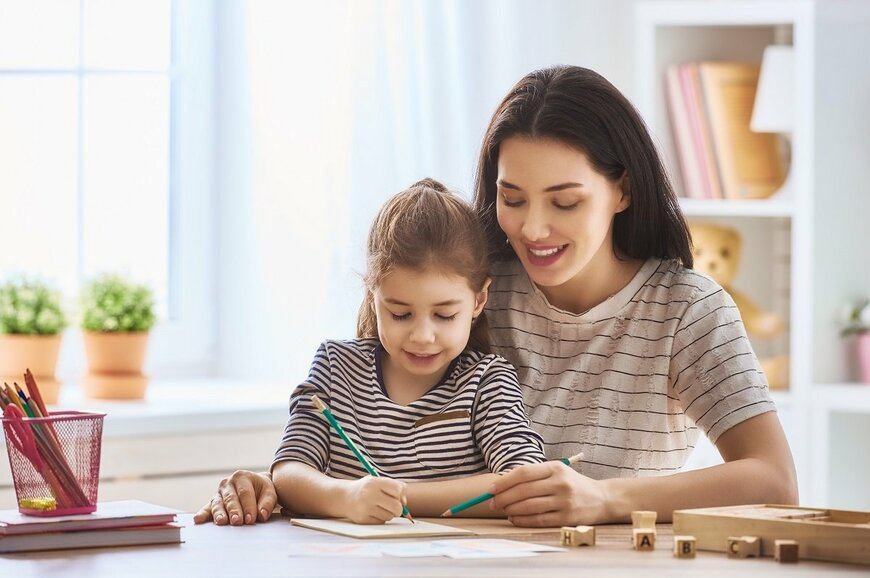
[356,178,491,354]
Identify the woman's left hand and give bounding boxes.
[488,461,610,527]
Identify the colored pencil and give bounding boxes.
[310,394,415,523]
[440,453,585,517]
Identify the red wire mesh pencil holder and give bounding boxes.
[2,411,106,516]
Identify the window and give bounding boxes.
[0,1,215,376]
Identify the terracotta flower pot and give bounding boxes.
[82,331,149,400]
[83,331,148,374]
[0,334,62,404]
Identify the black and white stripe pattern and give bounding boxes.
[487,258,775,479]
[272,339,547,481]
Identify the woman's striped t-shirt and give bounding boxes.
[271,339,547,481]
[486,257,776,480]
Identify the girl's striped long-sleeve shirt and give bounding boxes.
[271,338,547,481]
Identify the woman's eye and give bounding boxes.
[391,313,411,321]
[500,194,524,208]
[436,314,457,321]
[553,200,579,210]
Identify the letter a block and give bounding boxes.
[774,539,799,563]
[633,528,656,550]
[673,535,696,558]
[727,535,761,558]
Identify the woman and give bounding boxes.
[194,65,796,527]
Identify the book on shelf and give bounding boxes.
[664,61,786,201]
[665,65,704,198]
[0,523,181,553]
[699,62,786,199]
[0,499,178,535]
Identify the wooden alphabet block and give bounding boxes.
[560,525,596,546]
[673,535,696,558]
[774,539,799,563]
[631,510,657,529]
[633,528,656,550]
[726,535,761,558]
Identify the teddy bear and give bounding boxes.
[689,222,789,390]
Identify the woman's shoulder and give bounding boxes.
[638,259,737,326]
[643,259,728,304]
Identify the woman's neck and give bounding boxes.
[537,253,645,315]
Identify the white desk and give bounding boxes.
[2,516,867,577]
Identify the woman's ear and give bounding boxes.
[616,173,631,213]
[473,278,492,318]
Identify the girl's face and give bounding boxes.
[373,267,488,389]
[496,136,629,290]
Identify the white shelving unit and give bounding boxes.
[633,0,815,499]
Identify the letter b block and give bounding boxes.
[673,535,696,558]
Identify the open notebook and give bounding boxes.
[290,517,474,539]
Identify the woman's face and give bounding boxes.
[496,136,629,289]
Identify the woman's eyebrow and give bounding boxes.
[497,179,584,192]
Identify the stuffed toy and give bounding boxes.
[689,222,788,389]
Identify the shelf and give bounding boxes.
[811,383,870,413]
[679,198,794,218]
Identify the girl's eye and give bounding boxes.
[436,314,457,321]
[391,313,411,321]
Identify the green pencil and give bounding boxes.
[440,452,585,517]
[311,395,415,523]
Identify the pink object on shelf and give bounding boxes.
[2,410,106,517]
[859,333,870,385]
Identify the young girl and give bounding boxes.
[269,178,546,524]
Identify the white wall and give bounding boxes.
[813,0,870,383]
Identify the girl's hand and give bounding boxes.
[489,461,610,527]
[343,476,407,525]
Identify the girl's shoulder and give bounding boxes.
[316,337,380,358]
[454,349,516,380]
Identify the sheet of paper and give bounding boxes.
[286,543,383,557]
[434,538,564,553]
[288,538,564,559]
[290,517,474,539]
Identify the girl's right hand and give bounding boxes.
[343,475,407,524]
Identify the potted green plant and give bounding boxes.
[80,274,156,399]
[0,277,67,404]
[841,298,870,384]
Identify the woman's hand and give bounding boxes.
[489,462,611,527]
[193,470,278,526]
[342,476,407,525]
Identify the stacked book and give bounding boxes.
[665,62,786,200]
[0,500,181,553]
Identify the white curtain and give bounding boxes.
[215,0,630,379]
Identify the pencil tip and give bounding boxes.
[440,510,452,518]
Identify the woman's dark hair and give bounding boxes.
[473,65,693,268]
[356,178,491,354]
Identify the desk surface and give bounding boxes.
[1,515,866,578]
